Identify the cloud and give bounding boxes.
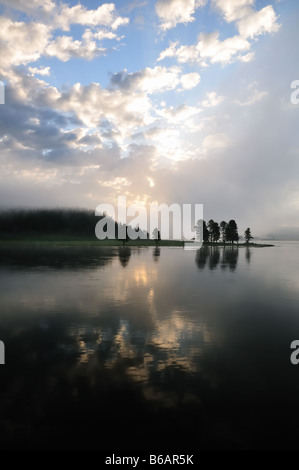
[53,3,129,32]
[158,2,279,66]
[158,32,251,65]
[0,3,129,71]
[233,82,268,106]
[212,0,280,39]
[202,92,225,107]
[27,66,51,76]
[198,32,251,64]
[0,0,297,238]
[0,0,55,15]
[0,17,50,70]
[180,72,201,90]
[155,0,206,31]
[237,6,280,38]
[110,66,183,94]
[212,0,254,22]
[157,103,200,123]
[158,41,201,64]
[1,0,129,32]
[46,32,105,62]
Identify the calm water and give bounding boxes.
[0,242,299,449]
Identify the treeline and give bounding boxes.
[0,209,148,241]
[0,209,100,238]
[195,219,253,244]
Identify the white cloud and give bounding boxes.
[50,2,129,32]
[0,2,129,70]
[234,82,268,106]
[212,0,254,22]
[238,51,254,63]
[198,32,250,64]
[0,0,55,15]
[0,17,50,70]
[202,92,225,107]
[159,32,251,65]
[46,32,105,62]
[55,81,153,132]
[180,72,201,90]
[28,66,51,76]
[212,0,280,39]
[237,6,280,38]
[94,30,118,41]
[111,66,184,94]
[157,103,200,123]
[155,0,206,31]
[158,1,279,66]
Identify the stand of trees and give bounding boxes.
[0,209,149,243]
[195,219,253,245]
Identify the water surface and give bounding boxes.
[0,242,299,449]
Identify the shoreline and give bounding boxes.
[0,239,274,248]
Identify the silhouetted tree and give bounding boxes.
[220,221,227,244]
[200,220,209,243]
[117,224,130,246]
[212,221,220,243]
[244,227,253,244]
[225,220,239,245]
[207,219,220,243]
[152,228,161,244]
[194,219,205,242]
[207,219,215,243]
[194,220,210,243]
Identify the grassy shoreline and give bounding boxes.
[0,238,274,248]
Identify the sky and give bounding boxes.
[0,0,298,238]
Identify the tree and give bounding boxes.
[207,219,214,243]
[207,219,220,243]
[212,221,220,243]
[117,223,130,246]
[225,220,239,245]
[152,227,161,244]
[220,221,227,244]
[244,227,253,244]
[202,220,209,243]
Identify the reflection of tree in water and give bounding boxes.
[221,246,239,271]
[195,246,209,269]
[118,246,131,268]
[209,247,220,270]
[153,246,160,262]
[245,246,251,264]
[196,246,239,271]
[0,246,115,270]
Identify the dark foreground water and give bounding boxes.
[0,242,299,450]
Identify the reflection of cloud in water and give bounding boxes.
[63,308,216,408]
